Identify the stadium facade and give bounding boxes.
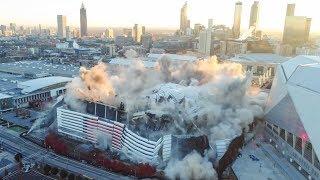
[264,55,320,179]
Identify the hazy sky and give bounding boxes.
[0,0,319,32]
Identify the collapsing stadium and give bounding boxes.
[51,55,267,179]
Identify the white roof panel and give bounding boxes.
[287,84,320,158]
[230,53,288,64]
[288,65,320,94]
[0,93,12,99]
[18,76,73,94]
[109,58,157,68]
[282,55,320,79]
[147,53,198,62]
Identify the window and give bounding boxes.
[273,125,279,135]
[96,103,106,118]
[304,141,313,163]
[86,102,95,115]
[295,137,302,154]
[267,123,272,129]
[106,106,116,120]
[268,67,275,76]
[315,153,320,170]
[257,66,264,75]
[287,132,293,147]
[280,128,285,140]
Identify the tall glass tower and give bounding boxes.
[80,3,87,37]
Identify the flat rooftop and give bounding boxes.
[0,71,72,98]
[0,61,79,77]
[0,72,30,97]
[229,53,289,65]
[0,109,43,129]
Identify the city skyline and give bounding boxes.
[0,0,320,32]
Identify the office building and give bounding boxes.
[208,19,213,29]
[80,3,87,37]
[65,26,71,39]
[141,34,153,49]
[249,1,259,28]
[194,23,205,37]
[198,29,212,56]
[123,28,132,37]
[132,24,142,43]
[180,2,190,34]
[57,15,67,38]
[286,3,295,16]
[232,1,242,38]
[9,23,16,34]
[283,16,311,46]
[105,28,114,38]
[142,26,146,35]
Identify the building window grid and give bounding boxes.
[304,141,313,163]
[314,153,320,170]
[267,122,320,176]
[287,132,294,147]
[295,136,303,154]
[273,125,279,135]
[280,128,286,140]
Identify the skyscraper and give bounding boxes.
[57,15,67,38]
[142,26,146,35]
[105,28,114,38]
[133,24,142,43]
[198,29,212,56]
[249,1,259,28]
[232,1,242,38]
[123,28,132,37]
[80,3,87,37]
[180,2,190,34]
[208,19,213,29]
[141,34,153,49]
[286,3,295,16]
[194,23,205,36]
[66,26,71,39]
[283,16,311,46]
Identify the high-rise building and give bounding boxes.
[180,2,190,34]
[57,15,67,38]
[38,24,42,35]
[141,34,153,49]
[283,16,311,46]
[198,29,212,56]
[80,3,87,37]
[286,3,295,16]
[132,24,142,43]
[232,1,242,38]
[249,1,259,28]
[208,19,213,29]
[194,23,205,37]
[66,26,71,39]
[9,23,16,34]
[142,26,146,35]
[123,28,132,37]
[105,28,114,38]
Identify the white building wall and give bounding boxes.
[57,107,162,162]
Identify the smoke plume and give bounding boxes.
[164,151,218,180]
[65,54,267,143]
